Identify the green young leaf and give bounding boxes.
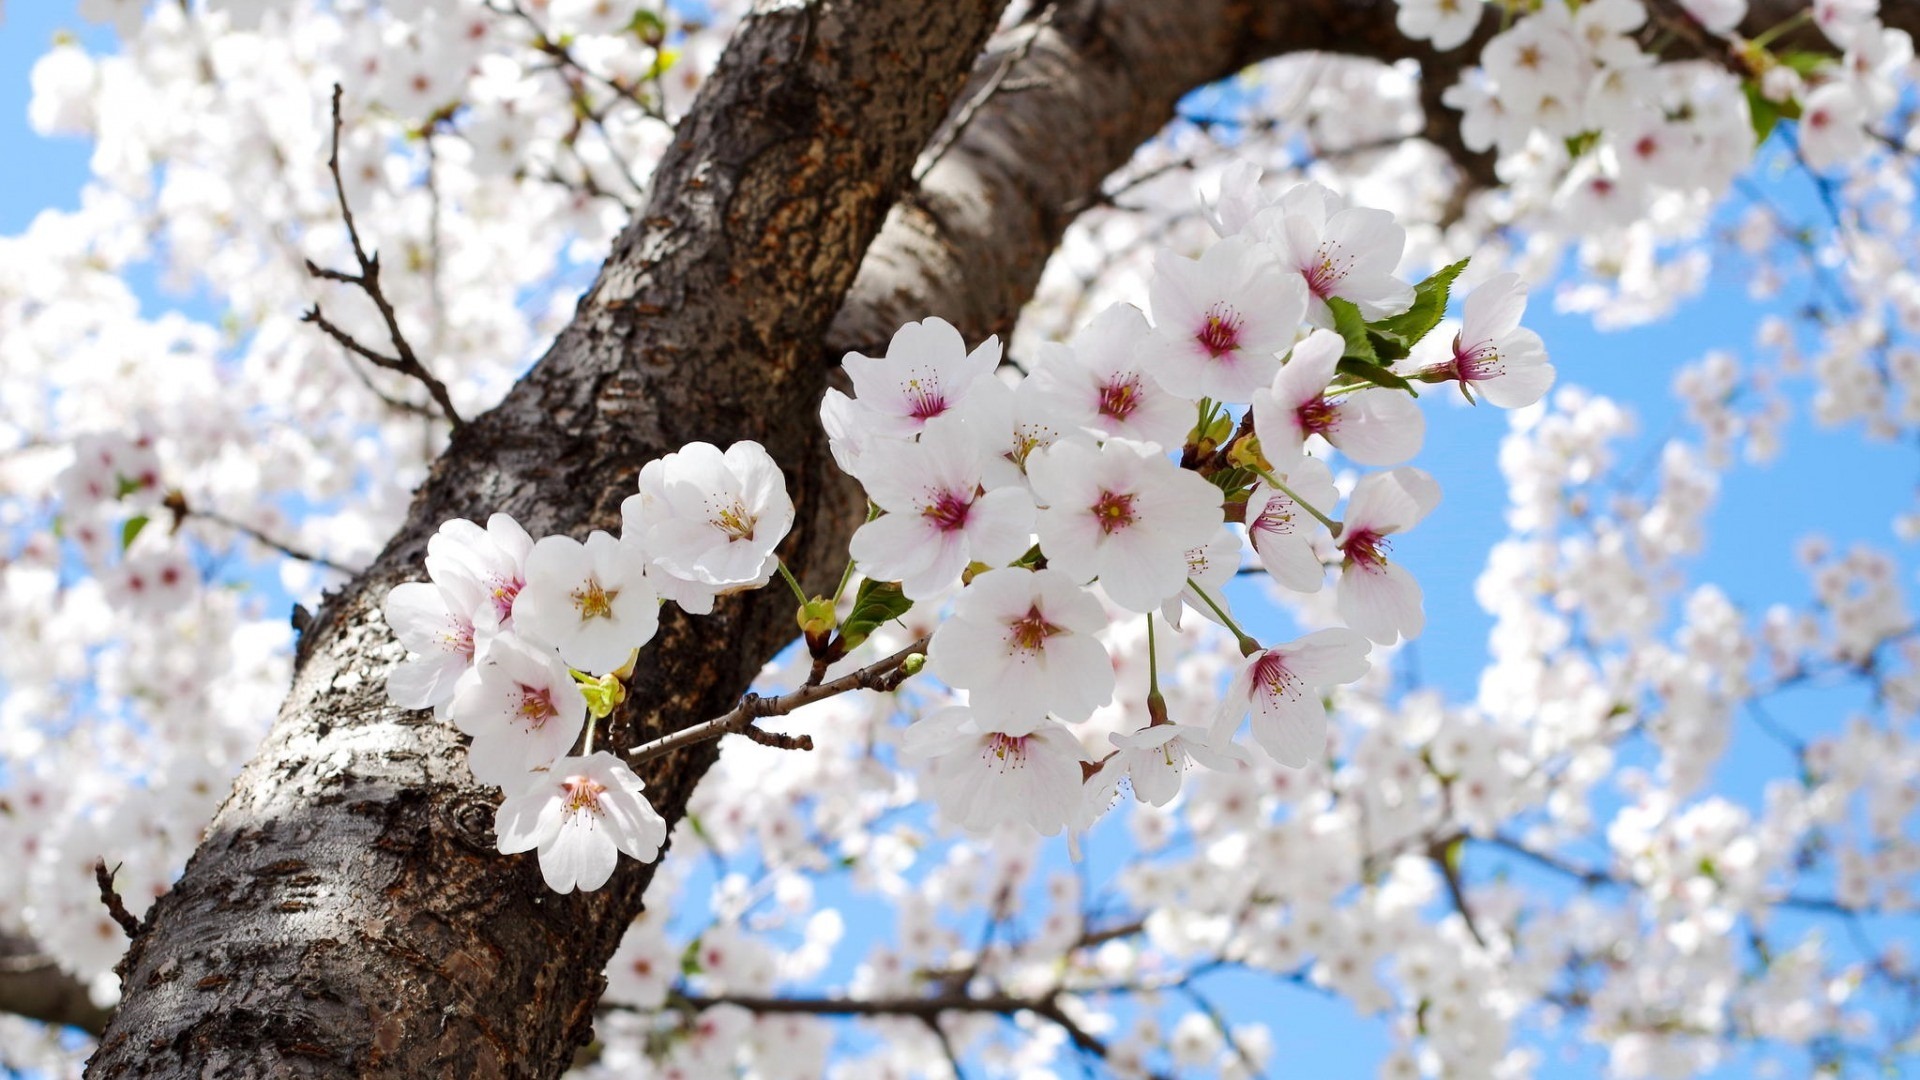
[1745,82,1782,144]
[1208,465,1254,495]
[1778,50,1829,77]
[1367,328,1411,364]
[1323,296,1377,364]
[121,514,150,551]
[627,8,666,40]
[1337,357,1415,393]
[1563,130,1601,159]
[841,578,913,650]
[1370,258,1470,351]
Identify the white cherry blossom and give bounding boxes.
[1026,439,1225,614]
[624,441,794,603]
[1214,629,1372,767]
[1260,181,1415,324]
[837,317,1001,440]
[495,752,667,894]
[848,418,1035,600]
[1244,455,1339,592]
[926,567,1115,730]
[1252,329,1425,466]
[1337,467,1442,644]
[1139,235,1305,403]
[448,631,588,787]
[1109,721,1249,806]
[1414,274,1555,408]
[514,531,660,674]
[1028,303,1192,447]
[901,707,1090,835]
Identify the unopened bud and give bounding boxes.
[1146,689,1170,727]
[902,652,926,677]
[578,672,627,720]
[798,596,837,637]
[1226,435,1269,472]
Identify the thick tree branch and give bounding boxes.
[0,935,110,1037]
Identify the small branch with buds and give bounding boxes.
[626,637,930,767]
[302,84,465,430]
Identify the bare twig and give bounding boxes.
[162,491,360,575]
[93,860,141,941]
[303,84,465,429]
[626,637,930,766]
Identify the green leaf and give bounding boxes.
[121,515,150,551]
[1563,130,1601,159]
[1367,328,1411,364]
[841,578,912,650]
[1746,82,1782,144]
[1323,296,1377,364]
[1208,465,1254,496]
[1370,258,1470,351]
[628,8,666,40]
[1778,50,1829,77]
[1337,357,1415,393]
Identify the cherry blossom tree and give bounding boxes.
[2,1,1919,1078]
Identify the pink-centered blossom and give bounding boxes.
[1028,304,1191,447]
[495,752,667,893]
[1026,439,1224,614]
[836,317,1001,440]
[1139,236,1305,403]
[425,513,533,635]
[1262,182,1415,325]
[848,417,1035,600]
[901,707,1090,835]
[927,567,1115,730]
[1252,329,1425,465]
[1213,628,1372,767]
[623,440,794,613]
[1336,467,1442,644]
[1244,455,1339,593]
[1416,273,1554,408]
[448,631,587,787]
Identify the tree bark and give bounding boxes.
[68,0,1920,1075]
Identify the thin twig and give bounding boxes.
[303,83,465,429]
[93,860,141,940]
[626,637,929,766]
[164,491,360,575]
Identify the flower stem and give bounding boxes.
[1146,613,1169,726]
[582,712,598,757]
[1187,579,1261,656]
[1253,466,1342,534]
[776,559,810,607]
[1750,7,1812,48]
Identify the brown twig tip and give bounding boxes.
[740,727,814,752]
[93,859,141,941]
[301,83,467,430]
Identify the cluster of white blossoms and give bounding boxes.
[384,441,797,892]
[385,172,1550,883]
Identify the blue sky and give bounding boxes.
[5,4,1919,1078]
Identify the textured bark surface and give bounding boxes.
[62,0,1920,1075]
